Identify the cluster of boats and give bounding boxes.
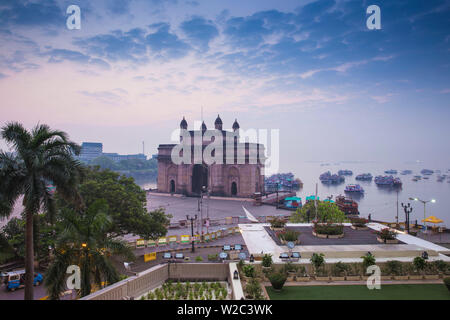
[319,171,345,184]
[374,175,402,187]
[264,172,303,191]
[355,173,373,181]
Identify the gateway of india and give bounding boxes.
[157,115,265,197]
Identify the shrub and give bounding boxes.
[310,253,325,271]
[443,277,450,291]
[195,256,203,262]
[283,261,298,274]
[377,228,397,241]
[208,254,218,261]
[386,260,403,276]
[431,260,448,273]
[298,265,307,276]
[261,254,273,268]
[268,272,287,291]
[413,256,426,272]
[361,252,376,269]
[314,223,343,235]
[270,217,286,229]
[278,230,300,242]
[332,262,350,276]
[242,264,256,278]
[245,278,264,300]
[350,217,368,227]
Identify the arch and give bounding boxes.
[169,180,175,193]
[192,164,208,195]
[231,181,238,196]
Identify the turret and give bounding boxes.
[214,114,223,130]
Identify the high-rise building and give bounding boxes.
[79,142,103,162]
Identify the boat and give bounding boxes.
[265,173,303,191]
[335,195,359,215]
[414,175,422,179]
[355,173,373,181]
[345,184,365,193]
[437,175,445,182]
[423,176,429,180]
[338,170,353,176]
[421,169,434,175]
[319,171,345,184]
[375,175,394,185]
[412,178,419,182]
[384,170,397,174]
[305,195,319,202]
[400,170,412,175]
[393,177,402,187]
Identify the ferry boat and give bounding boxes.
[393,177,402,187]
[319,171,345,184]
[384,170,397,174]
[355,173,373,181]
[400,170,412,175]
[414,175,422,179]
[375,175,394,185]
[335,195,359,215]
[421,169,434,175]
[345,184,364,193]
[265,173,303,191]
[338,170,353,176]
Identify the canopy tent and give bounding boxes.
[421,216,444,224]
[284,197,302,208]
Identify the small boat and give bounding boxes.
[355,173,373,181]
[375,175,394,185]
[338,170,353,176]
[319,171,345,184]
[421,169,434,175]
[437,175,445,182]
[412,178,419,182]
[345,184,364,193]
[384,170,397,174]
[400,170,412,175]
[414,175,422,180]
[423,176,429,180]
[393,177,402,187]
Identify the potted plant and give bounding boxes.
[310,253,329,281]
[261,254,273,270]
[296,265,310,282]
[376,228,399,244]
[331,262,349,281]
[270,217,286,231]
[444,277,450,291]
[410,257,426,280]
[283,262,298,281]
[244,278,264,300]
[350,217,369,230]
[268,272,287,292]
[242,264,256,280]
[278,230,301,244]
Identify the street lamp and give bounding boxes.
[409,197,436,222]
[401,202,413,234]
[186,214,197,252]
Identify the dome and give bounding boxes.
[232,119,240,130]
[214,114,223,130]
[180,117,188,129]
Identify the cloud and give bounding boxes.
[146,23,191,59]
[371,93,395,103]
[0,0,63,28]
[180,17,219,50]
[45,49,110,69]
[0,72,8,79]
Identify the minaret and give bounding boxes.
[180,117,188,142]
[214,114,223,130]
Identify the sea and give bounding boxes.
[138,161,450,227]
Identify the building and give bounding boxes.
[79,142,103,162]
[103,153,147,162]
[157,115,265,197]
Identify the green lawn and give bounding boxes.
[266,284,450,300]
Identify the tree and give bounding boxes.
[0,122,83,300]
[45,199,134,299]
[59,167,170,239]
[290,200,346,223]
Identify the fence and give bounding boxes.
[81,263,234,300]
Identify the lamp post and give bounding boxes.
[276,182,279,209]
[401,202,413,234]
[409,197,436,223]
[186,214,197,252]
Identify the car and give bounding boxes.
[219,252,228,260]
[175,253,184,259]
[3,270,43,292]
[279,253,290,260]
[223,245,231,251]
[233,244,242,251]
[163,253,173,259]
[291,252,301,261]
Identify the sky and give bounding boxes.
[0,0,449,171]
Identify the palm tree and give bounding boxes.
[45,200,134,299]
[0,122,83,300]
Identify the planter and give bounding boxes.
[315,276,330,281]
[393,275,409,280]
[351,225,369,230]
[296,277,310,282]
[408,274,424,280]
[312,231,344,239]
[280,239,301,245]
[262,266,272,272]
[270,227,285,232]
[423,274,439,280]
[330,276,346,281]
[377,237,399,244]
[346,275,361,281]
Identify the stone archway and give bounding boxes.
[192,164,208,194]
[170,180,175,193]
[231,181,238,196]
